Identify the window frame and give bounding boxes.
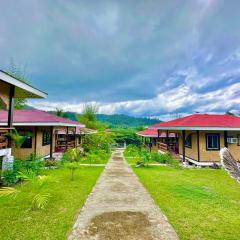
[206,133,220,151]
[18,130,33,149]
[42,131,51,146]
[184,134,192,148]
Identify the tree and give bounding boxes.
[55,108,65,117]
[77,103,101,129]
[7,59,29,109]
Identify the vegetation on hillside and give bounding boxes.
[96,113,160,127]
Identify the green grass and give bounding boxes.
[0,166,103,240]
[133,166,240,240]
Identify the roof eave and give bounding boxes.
[149,126,240,131]
[0,70,47,98]
[0,122,81,127]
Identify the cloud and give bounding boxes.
[1,0,240,118]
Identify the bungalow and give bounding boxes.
[150,114,240,166]
[137,128,176,151]
[0,110,85,160]
[0,70,47,170]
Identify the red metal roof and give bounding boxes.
[150,114,240,129]
[0,110,85,127]
[137,128,175,137]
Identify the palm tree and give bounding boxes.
[5,129,32,149]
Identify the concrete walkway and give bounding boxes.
[68,149,178,240]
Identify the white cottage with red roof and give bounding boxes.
[150,114,240,166]
[0,109,85,160]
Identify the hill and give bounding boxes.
[45,110,161,128]
[96,114,160,127]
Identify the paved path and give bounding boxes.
[68,149,178,240]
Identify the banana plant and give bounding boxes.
[5,129,32,149]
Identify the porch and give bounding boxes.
[54,129,77,153]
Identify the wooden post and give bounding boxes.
[7,85,15,128]
[197,130,200,162]
[74,127,76,148]
[7,85,15,148]
[224,131,228,148]
[66,127,69,150]
[50,126,53,158]
[34,126,38,155]
[166,130,169,151]
[182,130,185,162]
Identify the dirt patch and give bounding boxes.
[112,157,123,161]
[84,211,153,240]
[110,182,128,192]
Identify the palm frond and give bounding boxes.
[32,193,51,210]
[0,187,19,198]
[220,147,240,183]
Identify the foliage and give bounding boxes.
[134,166,240,240]
[7,59,29,109]
[77,104,103,130]
[64,162,80,181]
[1,154,43,186]
[139,148,151,167]
[1,170,18,186]
[110,127,141,145]
[5,129,32,149]
[0,187,19,197]
[0,167,103,240]
[124,145,181,168]
[82,131,114,153]
[81,149,111,164]
[0,170,51,210]
[44,159,58,168]
[124,144,141,158]
[96,114,160,128]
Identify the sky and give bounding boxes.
[1,0,240,120]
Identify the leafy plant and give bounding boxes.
[64,162,80,181]
[5,129,32,149]
[0,170,51,210]
[44,159,57,169]
[1,170,18,186]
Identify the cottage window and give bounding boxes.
[42,131,51,146]
[19,130,32,149]
[185,134,192,148]
[206,134,220,150]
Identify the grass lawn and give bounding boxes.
[0,166,103,240]
[133,166,240,240]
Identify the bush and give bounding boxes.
[155,152,181,168]
[1,170,18,186]
[44,159,58,168]
[1,154,44,186]
[15,154,43,175]
[124,144,140,157]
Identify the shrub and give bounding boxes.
[64,162,80,181]
[1,170,18,186]
[44,159,58,169]
[124,144,140,157]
